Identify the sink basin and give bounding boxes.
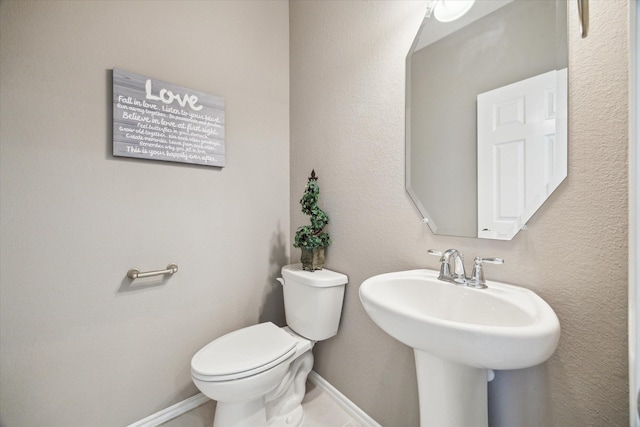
[359,269,560,427]
[359,269,560,370]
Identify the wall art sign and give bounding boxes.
[113,68,225,167]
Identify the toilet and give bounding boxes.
[191,264,348,427]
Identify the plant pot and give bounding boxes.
[300,247,325,271]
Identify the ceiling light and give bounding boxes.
[430,0,476,23]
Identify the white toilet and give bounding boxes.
[191,264,348,427]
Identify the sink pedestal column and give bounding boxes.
[414,350,489,427]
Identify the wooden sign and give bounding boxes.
[113,68,225,167]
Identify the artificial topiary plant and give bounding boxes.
[293,170,331,271]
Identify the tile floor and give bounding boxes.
[300,381,363,427]
[160,380,363,427]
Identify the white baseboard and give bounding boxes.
[127,370,379,427]
[308,370,382,427]
[126,393,210,427]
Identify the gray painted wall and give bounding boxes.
[291,1,628,426]
[0,1,289,426]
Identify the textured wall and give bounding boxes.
[0,1,289,426]
[290,1,628,426]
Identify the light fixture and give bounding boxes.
[425,0,476,23]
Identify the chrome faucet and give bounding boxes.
[428,249,504,288]
[468,256,505,288]
[428,249,467,284]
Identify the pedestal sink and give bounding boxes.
[359,269,560,427]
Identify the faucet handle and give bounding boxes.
[469,257,504,288]
[476,257,504,265]
[427,249,450,281]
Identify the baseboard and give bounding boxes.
[126,393,210,427]
[127,370,380,427]
[308,370,382,427]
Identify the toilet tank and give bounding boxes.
[280,264,348,341]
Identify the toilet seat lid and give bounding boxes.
[191,322,297,381]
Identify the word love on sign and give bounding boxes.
[113,68,225,167]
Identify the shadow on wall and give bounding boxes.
[259,223,288,326]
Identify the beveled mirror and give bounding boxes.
[406,0,568,240]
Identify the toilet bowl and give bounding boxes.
[191,264,348,427]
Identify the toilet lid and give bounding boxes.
[191,322,297,381]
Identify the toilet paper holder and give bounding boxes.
[127,263,178,280]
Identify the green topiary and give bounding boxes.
[293,170,331,250]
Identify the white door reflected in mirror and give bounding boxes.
[477,69,568,240]
[405,0,568,240]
